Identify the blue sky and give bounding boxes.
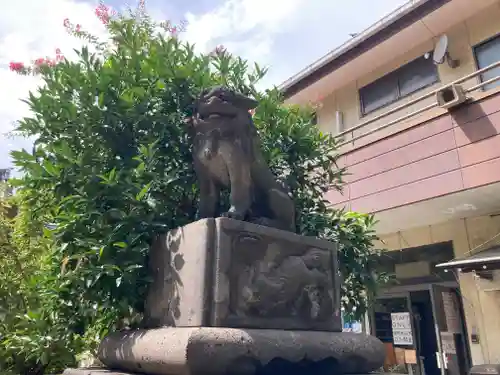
[0,0,409,169]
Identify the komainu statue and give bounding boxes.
[189,86,296,232]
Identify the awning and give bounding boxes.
[435,246,500,273]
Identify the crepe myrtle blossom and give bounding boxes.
[9,62,25,72]
[9,48,65,75]
[9,0,187,76]
[94,1,115,25]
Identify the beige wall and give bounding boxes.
[311,2,500,366]
[375,215,500,365]
[317,3,500,141]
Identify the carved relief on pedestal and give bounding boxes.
[211,220,341,332]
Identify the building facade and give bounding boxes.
[281,0,500,373]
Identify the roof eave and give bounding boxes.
[436,254,500,271]
[280,0,452,100]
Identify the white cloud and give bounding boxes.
[182,0,304,85]
[181,0,410,89]
[0,0,108,168]
[183,0,302,47]
[0,0,410,168]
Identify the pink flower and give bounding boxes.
[34,58,45,66]
[76,24,81,32]
[95,2,110,24]
[9,62,24,71]
[96,2,108,12]
[63,18,70,27]
[55,48,64,61]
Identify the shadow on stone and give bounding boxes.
[257,357,340,375]
[143,226,186,328]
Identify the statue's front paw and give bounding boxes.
[222,208,245,220]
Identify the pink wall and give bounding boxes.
[328,93,500,213]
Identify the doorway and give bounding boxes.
[410,290,440,375]
[371,285,471,375]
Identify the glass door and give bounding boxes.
[429,285,470,375]
[371,293,420,375]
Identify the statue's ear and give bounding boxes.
[231,91,259,110]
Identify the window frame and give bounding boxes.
[359,54,440,116]
[311,111,318,125]
[473,32,500,92]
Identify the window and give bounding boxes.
[359,55,439,115]
[474,35,500,91]
[311,112,318,125]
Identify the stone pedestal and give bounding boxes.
[144,218,342,331]
[65,218,385,375]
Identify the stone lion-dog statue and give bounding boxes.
[189,86,296,232]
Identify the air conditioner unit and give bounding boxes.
[436,84,468,110]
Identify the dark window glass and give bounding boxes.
[359,55,439,115]
[398,57,439,97]
[311,112,318,125]
[475,36,500,91]
[360,75,399,114]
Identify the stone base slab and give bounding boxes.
[64,370,129,375]
[91,327,384,375]
[65,370,388,375]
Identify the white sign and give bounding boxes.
[442,292,461,334]
[391,312,413,346]
[441,332,457,354]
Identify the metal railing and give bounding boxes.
[334,60,500,148]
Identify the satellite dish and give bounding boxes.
[432,34,459,68]
[433,35,448,64]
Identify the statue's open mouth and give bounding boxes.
[198,111,237,120]
[207,113,223,119]
[197,96,239,120]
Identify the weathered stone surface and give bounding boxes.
[64,369,130,375]
[190,86,296,232]
[144,217,341,332]
[144,219,215,328]
[211,218,341,331]
[96,327,385,375]
[65,369,388,375]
